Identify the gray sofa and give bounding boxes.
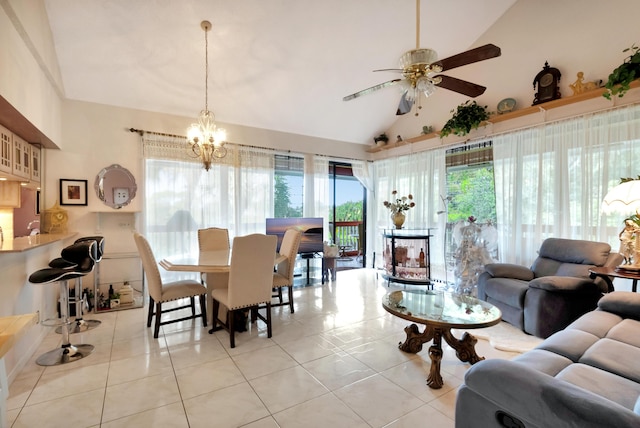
[455,291,640,428]
[478,238,623,338]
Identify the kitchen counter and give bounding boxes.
[0,233,77,253]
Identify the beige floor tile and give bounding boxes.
[385,403,455,427]
[250,365,329,413]
[12,388,104,428]
[302,351,376,391]
[102,372,181,422]
[273,392,369,428]
[107,349,174,385]
[183,382,270,428]
[232,344,297,380]
[174,356,245,399]
[26,361,109,406]
[100,401,189,427]
[334,374,424,427]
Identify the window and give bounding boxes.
[274,155,303,218]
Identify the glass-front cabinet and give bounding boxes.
[381,229,433,286]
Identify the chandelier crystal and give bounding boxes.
[187,20,227,171]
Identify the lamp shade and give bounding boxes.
[601,180,640,215]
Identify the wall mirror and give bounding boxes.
[94,164,137,209]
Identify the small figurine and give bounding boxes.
[396,135,403,143]
[619,219,639,264]
[569,72,602,95]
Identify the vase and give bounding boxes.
[391,212,405,229]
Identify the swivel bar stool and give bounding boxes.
[29,240,97,366]
[50,236,104,333]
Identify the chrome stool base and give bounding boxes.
[36,343,95,366]
[55,319,101,334]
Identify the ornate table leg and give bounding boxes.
[442,329,484,364]
[399,323,435,353]
[426,330,444,389]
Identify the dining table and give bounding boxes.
[159,249,287,326]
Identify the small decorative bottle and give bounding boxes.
[419,248,425,268]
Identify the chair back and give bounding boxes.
[75,236,105,262]
[133,232,163,301]
[228,234,277,309]
[60,240,97,273]
[198,227,230,251]
[277,228,302,281]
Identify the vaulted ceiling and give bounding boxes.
[43,0,517,145]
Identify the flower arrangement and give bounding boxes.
[383,190,415,214]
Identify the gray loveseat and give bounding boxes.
[456,291,640,428]
[478,238,623,338]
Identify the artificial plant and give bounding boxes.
[439,100,490,138]
[603,44,640,100]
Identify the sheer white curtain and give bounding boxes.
[371,149,447,277]
[492,104,640,266]
[142,134,274,266]
[303,154,330,235]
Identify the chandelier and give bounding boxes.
[187,20,227,171]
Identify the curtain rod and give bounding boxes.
[128,127,371,163]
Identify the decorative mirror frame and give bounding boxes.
[94,164,137,209]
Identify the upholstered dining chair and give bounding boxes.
[133,232,208,338]
[208,233,277,348]
[272,228,302,313]
[198,227,230,319]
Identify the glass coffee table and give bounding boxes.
[382,289,501,389]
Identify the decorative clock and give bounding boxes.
[532,61,561,105]
[42,201,68,234]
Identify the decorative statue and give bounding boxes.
[619,219,639,265]
[452,217,497,296]
[569,71,602,95]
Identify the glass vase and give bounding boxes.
[391,212,406,229]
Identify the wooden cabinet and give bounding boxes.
[12,135,30,179]
[0,181,21,207]
[30,145,40,183]
[0,125,12,174]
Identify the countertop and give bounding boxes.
[0,232,77,253]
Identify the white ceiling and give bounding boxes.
[43,0,517,145]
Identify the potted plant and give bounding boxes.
[439,100,490,138]
[603,44,640,100]
[373,133,389,146]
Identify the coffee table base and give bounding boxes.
[399,323,484,389]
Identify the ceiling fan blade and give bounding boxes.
[436,75,486,97]
[373,68,403,72]
[343,79,402,101]
[435,44,501,72]
[396,92,414,115]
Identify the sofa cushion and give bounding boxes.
[483,277,528,308]
[580,338,640,383]
[513,349,572,377]
[566,310,623,337]
[535,329,599,362]
[598,291,640,320]
[484,263,534,281]
[537,238,611,265]
[606,319,640,348]
[529,276,599,292]
[556,363,640,411]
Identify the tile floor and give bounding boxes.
[7,268,520,428]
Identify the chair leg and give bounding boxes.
[190,296,195,316]
[154,301,162,338]
[199,294,207,327]
[229,309,236,348]
[147,296,155,327]
[208,299,220,334]
[277,287,283,304]
[288,286,294,313]
[266,302,272,338]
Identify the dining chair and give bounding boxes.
[133,232,208,338]
[198,227,230,319]
[272,228,302,313]
[208,233,277,348]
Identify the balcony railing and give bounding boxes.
[330,220,363,256]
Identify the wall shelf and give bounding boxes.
[367,80,640,153]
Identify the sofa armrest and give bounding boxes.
[484,263,534,281]
[461,359,640,427]
[528,275,598,292]
[598,291,640,320]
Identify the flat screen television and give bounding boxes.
[266,217,323,254]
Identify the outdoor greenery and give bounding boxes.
[446,166,497,224]
[274,175,302,218]
[603,44,640,100]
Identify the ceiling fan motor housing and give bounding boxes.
[400,48,438,68]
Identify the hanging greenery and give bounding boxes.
[439,100,490,138]
[603,44,640,100]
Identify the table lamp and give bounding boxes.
[602,178,640,268]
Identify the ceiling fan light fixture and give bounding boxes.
[400,48,438,69]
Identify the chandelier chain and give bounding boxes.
[204,23,209,113]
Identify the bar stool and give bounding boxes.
[29,240,97,366]
[50,236,104,333]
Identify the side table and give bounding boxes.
[589,266,640,293]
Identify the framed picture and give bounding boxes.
[60,179,88,206]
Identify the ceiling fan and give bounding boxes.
[343,0,501,116]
